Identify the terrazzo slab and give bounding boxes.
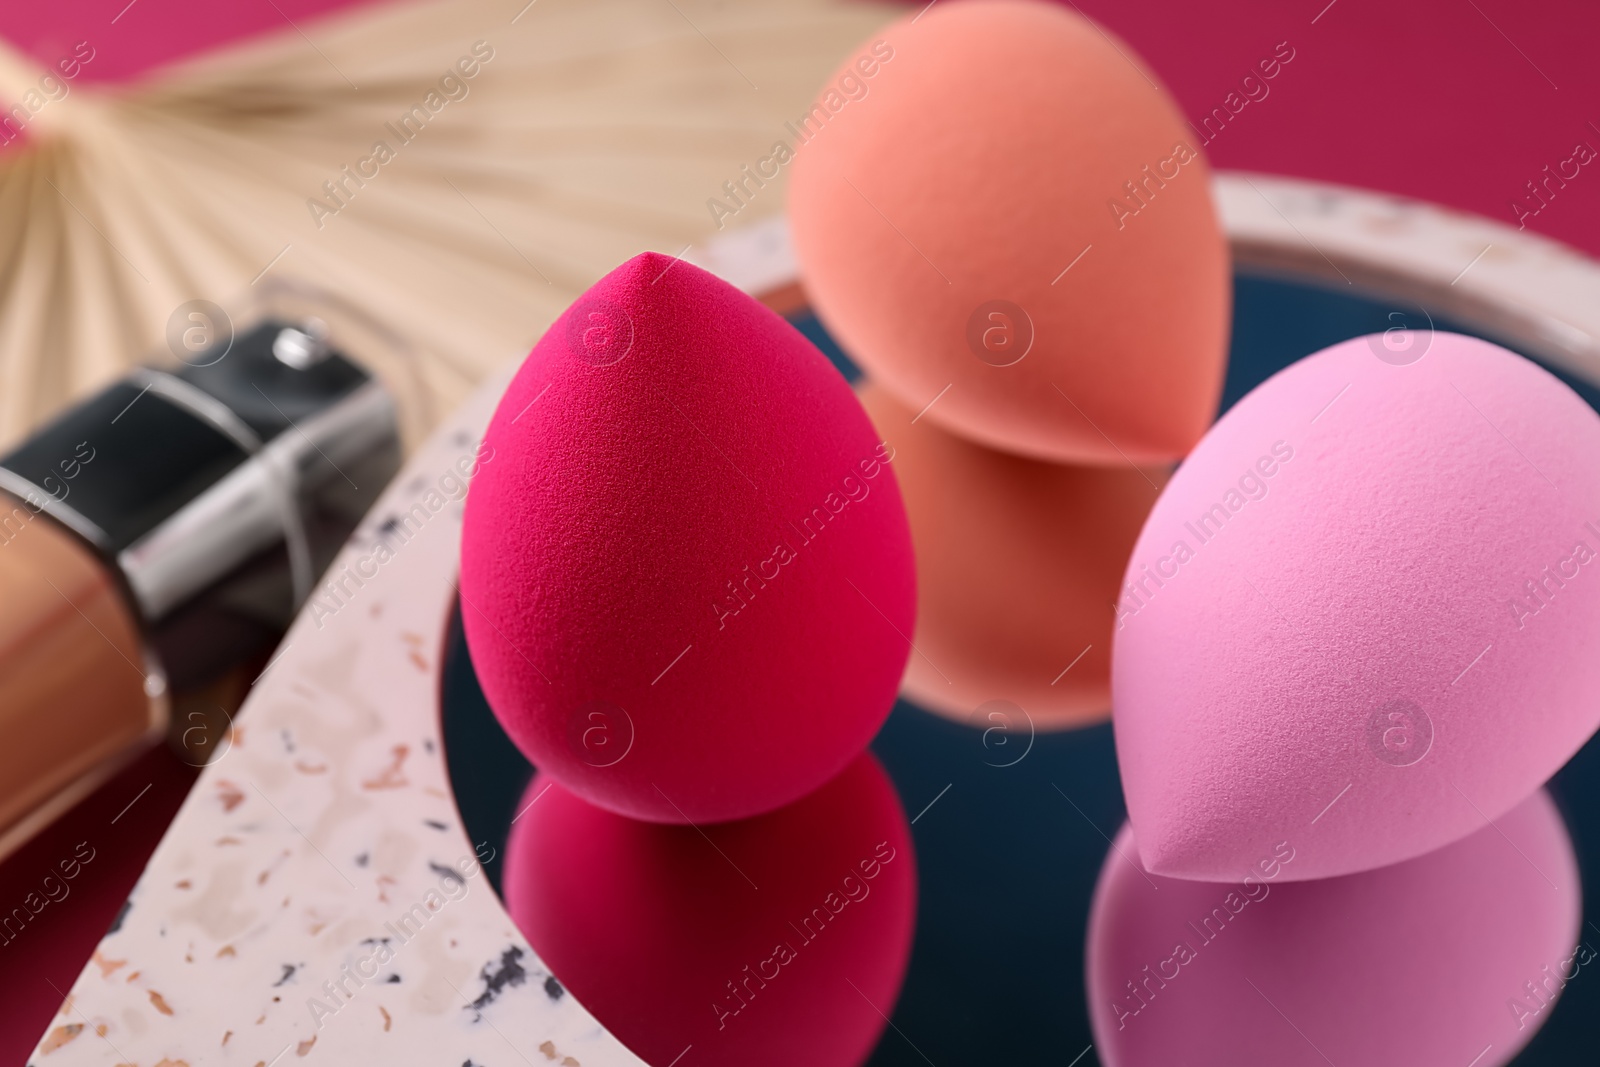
[28,368,646,1067]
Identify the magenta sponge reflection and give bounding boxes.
[502,752,917,1067]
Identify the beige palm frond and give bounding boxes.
[0,0,895,448]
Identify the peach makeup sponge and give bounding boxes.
[1087,791,1581,1066]
[502,753,917,1067]
[1113,332,1600,881]
[460,253,914,824]
[858,381,1163,727]
[787,0,1228,465]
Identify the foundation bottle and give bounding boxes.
[0,311,402,858]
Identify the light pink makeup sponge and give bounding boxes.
[503,753,917,1067]
[1087,790,1582,1066]
[787,0,1228,465]
[1114,332,1600,881]
[460,253,914,824]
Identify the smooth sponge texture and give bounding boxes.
[788,0,1228,465]
[1113,332,1600,881]
[460,252,914,824]
[1087,791,1581,1066]
[502,753,917,1067]
[858,381,1163,727]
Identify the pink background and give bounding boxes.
[1,0,382,85]
[1,0,1596,1056]
[4,0,1596,257]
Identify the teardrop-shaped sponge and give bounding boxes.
[1114,331,1600,881]
[461,253,915,824]
[788,0,1228,464]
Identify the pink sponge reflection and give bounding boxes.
[1087,790,1582,1066]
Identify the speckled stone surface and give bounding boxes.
[29,371,646,1067]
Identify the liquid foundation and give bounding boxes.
[0,318,399,859]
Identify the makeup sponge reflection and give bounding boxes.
[503,753,917,1067]
[1087,790,1581,1066]
[857,380,1163,727]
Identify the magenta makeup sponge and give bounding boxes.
[502,753,917,1067]
[460,253,914,824]
[1113,332,1600,881]
[1087,791,1581,1066]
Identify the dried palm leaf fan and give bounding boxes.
[0,0,897,450]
